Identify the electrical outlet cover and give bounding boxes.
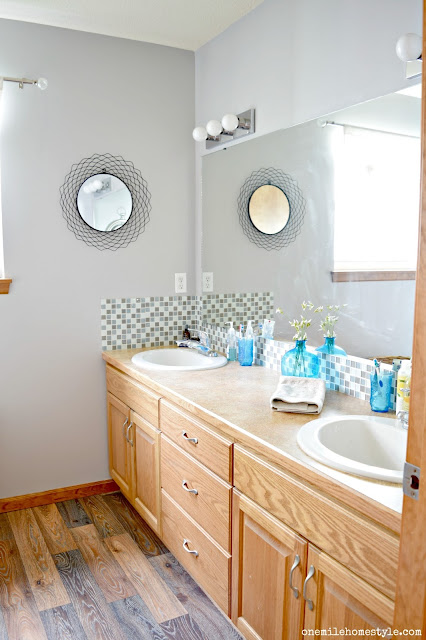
[203,272,213,292]
[175,272,187,293]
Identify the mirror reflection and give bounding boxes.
[248,185,290,235]
[201,85,421,358]
[77,173,132,232]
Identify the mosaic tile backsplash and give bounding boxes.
[101,296,201,351]
[201,291,274,325]
[101,292,271,351]
[101,291,396,410]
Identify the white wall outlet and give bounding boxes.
[175,272,187,293]
[202,272,214,292]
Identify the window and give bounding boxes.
[333,125,420,276]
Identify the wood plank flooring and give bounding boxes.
[0,492,242,639]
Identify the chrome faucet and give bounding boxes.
[176,328,218,357]
[397,410,409,430]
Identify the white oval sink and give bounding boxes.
[297,415,407,483]
[131,348,227,372]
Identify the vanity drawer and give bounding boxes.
[161,490,231,615]
[234,445,399,600]
[160,400,233,482]
[106,365,160,427]
[161,436,232,551]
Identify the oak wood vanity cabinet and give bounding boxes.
[104,358,400,636]
[106,365,162,534]
[232,446,396,639]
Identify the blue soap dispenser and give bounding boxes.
[225,322,237,362]
[239,320,254,366]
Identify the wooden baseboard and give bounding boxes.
[0,479,119,513]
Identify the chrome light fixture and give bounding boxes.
[396,33,422,62]
[396,33,422,80]
[192,108,255,149]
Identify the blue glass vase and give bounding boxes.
[281,340,320,378]
[315,336,347,357]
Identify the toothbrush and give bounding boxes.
[374,359,383,389]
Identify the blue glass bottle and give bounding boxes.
[238,338,254,366]
[315,336,347,357]
[281,340,320,378]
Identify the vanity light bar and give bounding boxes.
[193,108,255,150]
[2,76,48,90]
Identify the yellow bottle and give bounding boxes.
[396,360,411,413]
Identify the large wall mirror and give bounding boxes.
[201,83,421,358]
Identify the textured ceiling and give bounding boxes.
[0,0,264,50]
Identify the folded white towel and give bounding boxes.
[270,376,326,414]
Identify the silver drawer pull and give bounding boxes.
[289,554,300,598]
[182,430,198,444]
[182,480,198,495]
[303,565,315,611]
[122,417,129,437]
[182,539,199,557]
[126,422,134,446]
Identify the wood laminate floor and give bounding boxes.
[0,491,243,640]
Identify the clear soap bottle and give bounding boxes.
[225,322,237,362]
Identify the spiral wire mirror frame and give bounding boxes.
[238,167,306,250]
[60,153,151,250]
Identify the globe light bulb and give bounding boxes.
[37,77,48,90]
[206,119,223,137]
[92,179,103,191]
[221,113,239,132]
[192,126,208,142]
[396,33,422,62]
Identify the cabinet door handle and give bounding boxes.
[122,417,129,438]
[289,554,300,598]
[182,430,198,444]
[182,539,199,557]
[126,421,134,446]
[182,480,198,495]
[303,565,315,611]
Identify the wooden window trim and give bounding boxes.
[331,270,416,283]
[0,278,12,294]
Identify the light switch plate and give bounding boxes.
[175,273,187,293]
[202,272,214,292]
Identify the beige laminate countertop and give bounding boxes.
[103,348,403,533]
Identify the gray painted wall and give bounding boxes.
[195,0,422,138]
[194,0,422,294]
[0,19,194,498]
[202,122,416,358]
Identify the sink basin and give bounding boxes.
[131,348,227,371]
[297,415,407,483]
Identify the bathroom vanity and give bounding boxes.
[103,349,402,637]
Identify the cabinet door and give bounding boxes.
[303,546,394,633]
[232,491,307,640]
[131,410,161,534]
[107,392,132,497]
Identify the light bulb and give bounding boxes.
[37,77,48,90]
[192,126,207,142]
[92,179,103,191]
[221,113,239,132]
[396,33,422,62]
[206,119,223,137]
[83,183,92,194]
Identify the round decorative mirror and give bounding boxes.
[248,184,290,235]
[77,173,132,232]
[60,153,151,251]
[237,167,305,250]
